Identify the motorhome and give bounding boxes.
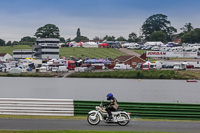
[173,63,187,70]
[142,61,162,70]
[113,64,132,70]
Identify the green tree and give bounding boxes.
[149,31,167,42]
[103,35,109,40]
[180,23,193,33]
[66,38,71,42]
[103,35,115,41]
[117,36,126,41]
[181,30,198,43]
[93,36,100,41]
[74,36,89,42]
[0,39,5,46]
[34,24,60,38]
[141,14,177,41]
[194,28,200,43]
[20,36,36,42]
[73,28,89,42]
[60,37,65,43]
[6,41,12,46]
[128,32,138,42]
[76,28,81,37]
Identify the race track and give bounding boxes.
[0,118,199,132]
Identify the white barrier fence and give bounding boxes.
[0,98,74,116]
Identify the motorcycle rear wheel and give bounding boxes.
[117,113,130,126]
[87,113,100,125]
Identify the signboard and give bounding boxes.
[146,51,197,58]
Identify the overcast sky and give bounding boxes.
[0,0,200,42]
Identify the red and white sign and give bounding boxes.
[146,51,197,58]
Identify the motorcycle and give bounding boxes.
[87,101,131,126]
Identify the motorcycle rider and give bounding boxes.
[105,93,118,121]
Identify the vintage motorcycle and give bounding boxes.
[87,101,131,126]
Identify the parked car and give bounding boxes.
[9,68,22,74]
[186,64,194,69]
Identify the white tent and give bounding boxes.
[144,42,164,46]
[82,42,98,48]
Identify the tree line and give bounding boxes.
[0,13,199,46]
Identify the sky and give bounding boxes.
[0,0,200,42]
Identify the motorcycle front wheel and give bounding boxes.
[87,113,100,125]
[117,113,130,126]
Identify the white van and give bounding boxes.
[58,66,68,72]
[173,63,186,70]
[39,67,47,72]
[113,64,132,70]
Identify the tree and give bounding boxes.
[60,37,65,43]
[34,24,60,38]
[20,36,36,42]
[103,35,109,40]
[181,28,200,43]
[76,28,81,37]
[181,30,198,43]
[141,14,177,41]
[93,36,100,41]
[128,32,138,42]
[149,31,167,42]
[117,36,126,41]
[73,28,89,42]
[66,38,71,42]
[180,23,193,33]
[103,35,115,41]
[0,39,5,46]
[6,41,12,46]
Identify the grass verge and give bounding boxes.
[0,130,179,133]
[69,70,199,79]
[0,72,61,77]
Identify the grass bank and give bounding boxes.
[0,72,60,77]
[0,45,126,59]
[0,131,177,133]
[68,70,200,80]
[0,45,32,55]
[60,47,125,59]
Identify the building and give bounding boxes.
[13,50,34,60]
[111,55,145,68]
[34,38,59,60]
[0,53,12,62]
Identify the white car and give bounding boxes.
[9,68,22,74]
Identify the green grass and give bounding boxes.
[60,47,126,59]
[0,72,61,77]
[0,46,126,59]
[69,70,187,79]
[0,131,179,133]
[0,45,32,55]
[131,49,147,55]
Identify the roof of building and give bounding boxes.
[113,55,145,62]
[0,53,7,57]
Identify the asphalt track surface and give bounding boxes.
[0,118,200,132]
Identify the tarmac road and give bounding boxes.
[0,118,199,132]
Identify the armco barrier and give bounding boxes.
[0,98,74,116]
[74,100,200,120]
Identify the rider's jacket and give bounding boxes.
[108,97,118,110]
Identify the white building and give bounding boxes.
[13,50,34,60]
[34,38,60,60]
[0,53,12,62]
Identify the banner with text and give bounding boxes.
[146,51,198,58]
